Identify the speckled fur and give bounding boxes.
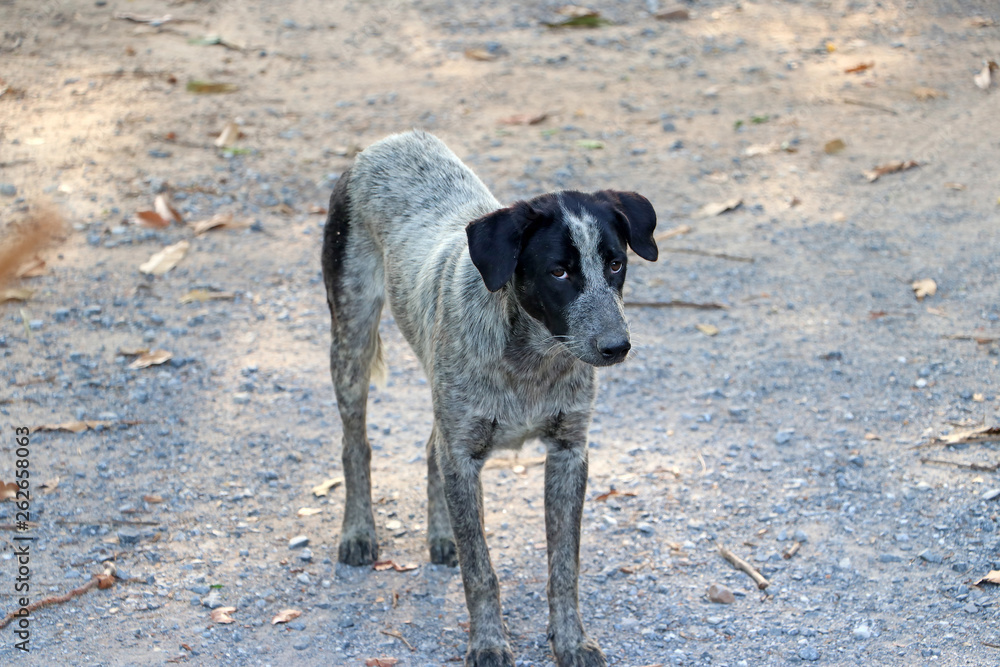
[322,130,656,667]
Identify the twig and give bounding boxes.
[56,518,159,526]
[912,426,1000,450]
[0,522,38,531]
[625,300,726,310]
[112,13,197,25]
[783,541,801,560]
[920,457,999,472]
[653,225,692,242]
[717,543,769,590]
[841,97,899,115]
[661,247,755,263]
[984,641,1000,649]
[0,564,115,629]
[380,628,416,652]
[944,334,999,344]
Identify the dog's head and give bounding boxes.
[466,190,657,367]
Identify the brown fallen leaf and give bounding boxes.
[365,659,400,667]
[32,420,111,434]
[134,210,169,228]
[143,494,164,504]
[16,256,46,278]
[912,86,946,101]
[824,138,846,154]
[191,213,246,235]
[696,323,720,336]
[129,349,173,369]
[297,507,322,517]
[864,160,919,182]
[845,61,874,74]
[186,80,238,94]
[975,570,1000,586]
[311,477,344,497]
[214,121,240,148]
[0,480,18,502]
[0,287,33,303]
[140,240,190,275]
[498,112,548,126]
[974,60,998,90]
[95,573,115,590]
[594,488,637,502]
[211,607,237,624]
[0,206,65,291]
[179,289,235,304]
[927,426,1000,447]
[373,560,419,572]
[464,48,498,61]
[271,608,302,624]
[695,198,742,218]
[911,278,937,301]
[154,194,183,225]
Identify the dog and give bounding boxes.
[322,130,657,667]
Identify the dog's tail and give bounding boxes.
[369,331,387,390]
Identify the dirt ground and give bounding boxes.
[1,0,999,665]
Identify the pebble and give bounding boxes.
[982,488,1000,501]
[708,583,735,604]
[919,549,943,564]
[0,184,17,197]
[299,548,313,562]
[853,624,872,640]
[289,535,310,549]
[774,429,794,445]
[117,528,141,545]
[202,591,224,609]
[798,646,820,661]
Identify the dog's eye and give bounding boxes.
[551,268,568,280]
[609,260,623,273]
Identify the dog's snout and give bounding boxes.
[598,338,631,361]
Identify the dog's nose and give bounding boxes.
[598,339,631,361]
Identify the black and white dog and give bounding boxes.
[322,130,657,667]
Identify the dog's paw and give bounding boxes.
[429,536,458,566]
[338,533,378,566]
[554,638,606,667]
[466,646,515,667]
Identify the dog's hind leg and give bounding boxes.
[426,424,457,566]
[323,169,385,566]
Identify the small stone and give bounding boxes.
[117,528,141,545]
[202,591,224,609]
[289,535,309,549]
[878,553,902,563]
[793,530,808,543]
[798,646,820,661]
[233,392,251,405]
[774,429,794,445]
[852,624,872,640]
[982,488,1000,501]
[708,583,735,604]
[299,548,313,562]
[964,602,978,614]
[296,573,310,584]
[293,640,310,650]
[919,549,943,564]
[914,378,928,388]
[636,522,655,535]
[0,184,17,197]
[385,519,403,531]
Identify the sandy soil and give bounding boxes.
[1,0,999,665]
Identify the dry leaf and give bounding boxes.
[39,477,59,494]
[911,278,937,301]
[498,112,548,126]
[465,48,498,61]
[844,61,874,74]
[179,289,235,304]
[557,5,598,18]
[215,121,240,148]
[33,420,111,433]
[0,287,33,303]
[143,494,164,503]
[365,659,400,667]
[95,573,115,590]
[912,86,945,100]
[297,507,322,517]
[975,570,1000,586]
[191,213,245,235]
[311,477,344,497]
[744,143,781,157]
[308,205,327,215]
[970,17,996,28]
[973,393,985,402]
[944,182,967,191]
[974,60,998,90]
[864,433,881,441]
[140,240,189,275]
[373,560,419,572]
[864,160,919,182]
[16,256,47,278]
[271,608,302,625]
[134,210,168,228]
[695,198,742,218]
[0,481,18,501]
[186,80,238,94]
[824,139,846,154]
[928,426,1000,447]
[696,323,720,336]
[594,488,637,502]
[118,346,150,356]
[154,194,183,225]
[129,349,173,369]
[211,607,237,624]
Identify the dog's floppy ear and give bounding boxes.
[595,190,658,262]
[466,202,539,292]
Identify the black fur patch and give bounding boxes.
[321,168,353,319]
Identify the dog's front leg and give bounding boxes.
[544,441,606,667]
[441,446,513,667]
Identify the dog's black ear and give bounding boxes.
[595,190,658,262]
[466,202,539,292]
